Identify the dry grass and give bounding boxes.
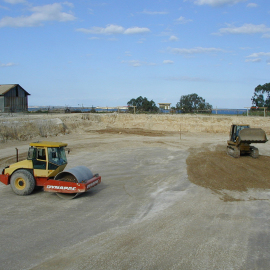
[0,119,67,142]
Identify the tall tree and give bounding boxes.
[127,96,158,113]
[176,93,212,113]
[251,83,270,108]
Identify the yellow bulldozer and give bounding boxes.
[227,124,268,158]
[0,141,101,199]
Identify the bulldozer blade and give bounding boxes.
[239,128,268,143]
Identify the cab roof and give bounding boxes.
[232,124,250,126]
[29,141,68,147]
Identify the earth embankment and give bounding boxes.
[1,113,270,142]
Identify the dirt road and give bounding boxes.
[0,129,269,269]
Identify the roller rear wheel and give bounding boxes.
[10,170,35,196]
[56,192,79,199]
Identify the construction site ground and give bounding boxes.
[0,114,270,269]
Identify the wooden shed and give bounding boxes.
[0,84,30,112]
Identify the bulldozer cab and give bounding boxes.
[230,124,250,142]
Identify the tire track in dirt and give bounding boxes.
[0,152,28,168]
[94,128,176,136]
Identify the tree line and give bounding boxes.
[127,82,270,113]
[127,93,212,113]
[251,83,270,109]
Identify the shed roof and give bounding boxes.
[0,84,30,95]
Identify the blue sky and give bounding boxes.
[0,0,269,108]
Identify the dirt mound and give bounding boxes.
[187,145,270,201]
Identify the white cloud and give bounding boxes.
[217,23,270,35]
[63,2,74,8]
[245,58,261,63]
[240,47,252,50]
[77,25,124,34]
[169,47,225,54]
[129,60,142,67]
[122,60,156,67]
[191,0,247,6]
[247,3,257,8]
[163,60,174,64]
[77,24,150,35]
[141,9,168,15]
[169,35,178,41]
[124,27,150,35]
[88,8,94,15]
[246,52,270,64]
[3,0,26,4]
[0,62,17,67]
[0,3,76,27]
[0,5,9,10]
[176,16,192,24]
[247,52,270,58]
[165,76,208,82]
[137,38,146,43]
[262,33,270,38]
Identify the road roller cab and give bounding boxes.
[0,141,101,199]
[5,141,68,179]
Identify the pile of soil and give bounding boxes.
[187,145,270,201]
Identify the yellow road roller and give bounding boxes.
[0,141,101,199]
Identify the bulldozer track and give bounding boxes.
[226,146,240,158]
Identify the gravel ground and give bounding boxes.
[0,129,270,270]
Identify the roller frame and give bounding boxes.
[0,173,101,194]
[33,174,101,193]
[39,174,101,194]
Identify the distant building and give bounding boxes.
[0,84,30,112]
[158,103,171,110]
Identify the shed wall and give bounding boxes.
[0,96,4,112]
[3,85,28,112]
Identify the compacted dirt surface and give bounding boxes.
[0,125,270,270]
